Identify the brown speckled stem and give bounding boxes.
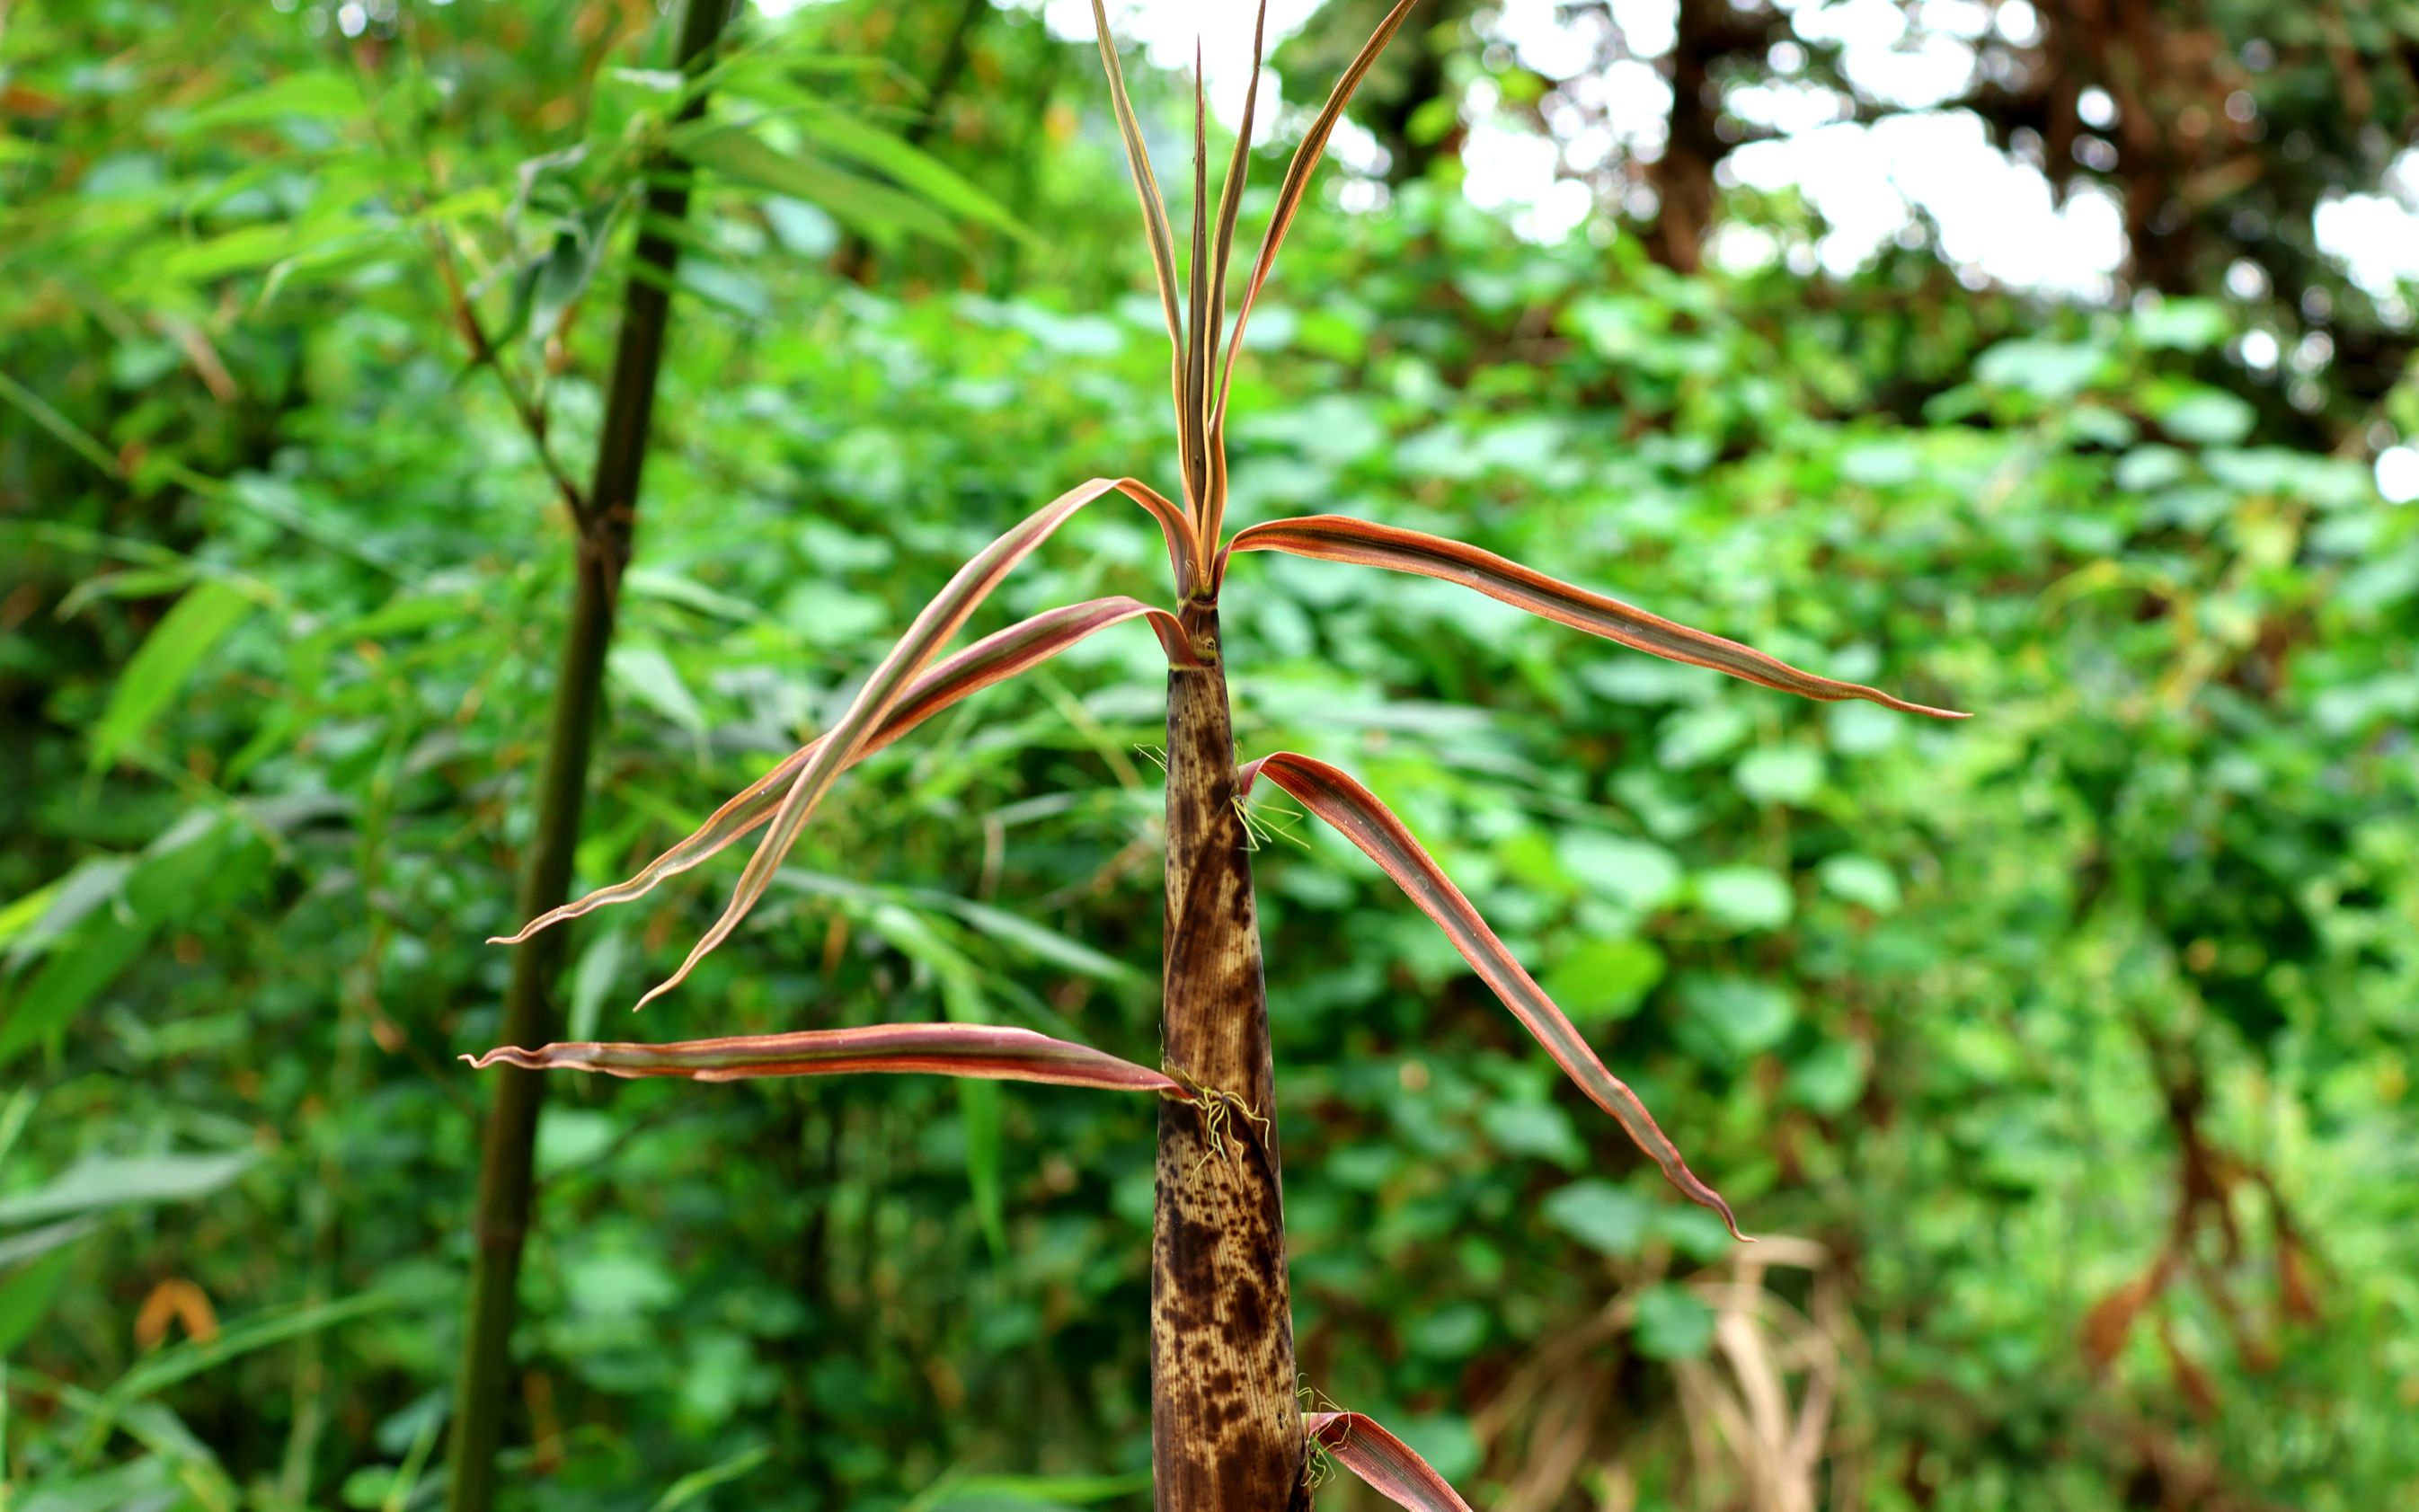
[1152,601,1310,1511]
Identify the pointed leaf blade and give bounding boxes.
[1089,1,1185,358]
[635,480,1179,1009]
[1307,1411,1477,1512]
[1207,1,1270,367]
[90,579,257,771]
[465,1022,1180,1095]
[1227,516,1965,718]
[1198,1,1270,553]
[1218,0,1421,421]
[1183,49,1212,514]
[1242,752,1746,1238]
[492,596,1192,945]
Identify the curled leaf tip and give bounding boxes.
[465,1047,544,1071]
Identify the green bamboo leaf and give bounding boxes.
[679,125,957,247]
[0,369,122,480]
[1227,515,1965,717]
[608,642,708,734]
[90,579,257,771]
[0,812,273,1068]
[1241,751,1746,1238]
[170,71,359,133]
[164,224,299,282]
[647,1443,772,1512]
[0,1243,82,1354]
[105,1294,395,1406]
[0,1150,256,1227]
[785,103,1032,244]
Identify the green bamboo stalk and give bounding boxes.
[444,3,732,1508]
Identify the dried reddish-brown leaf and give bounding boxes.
[1227,515,1965,717]
[2082,1260,2169,1371]
[465,1021,1180,1095]
[1308,1411,1478,1512]
[492,596,1192,945]
[1218,0,1421,438]
[1240,751,1746,1239]
[1087,0,1183,359]
[627,478,1184,1010]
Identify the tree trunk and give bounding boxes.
[445,4,730,1509]
[1151,602,1309,1512]
[1645,0,1730,273]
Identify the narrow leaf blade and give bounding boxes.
[1199,0,1270,553]
[1227,516,1965,718]
[492,596,1192,945]
[1218,0,1421,420]
[635,481,1174,1009]
[90,579,256,771]
[1183,49,1211,516]
[1089,2,1185,358]
[465,1022,1180,1095]
[1243,752,1746,1238]
[1307,1411,1477,1512]
[682,125,960,247]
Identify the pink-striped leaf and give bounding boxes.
[1308,1411,1478,1512]
[1240,751,1747,1239]
[1087,0,1184,361]
[1226,515,1965,718]
[1204,0,1267,427]
[491,596,1192,946]
[465,1021,1181,1095]
[629,478,1185,1011]
[1215,0,1420,443]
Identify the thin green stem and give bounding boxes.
[443,4,732,1510]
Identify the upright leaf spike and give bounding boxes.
[1088,0,1184,360]
[1216,0,1422,439]
[1208,3,1268,392]
[1200,2,1268,557]
[1183,43,1213,520]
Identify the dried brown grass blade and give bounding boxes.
[491,596,1193,945]
[632,479,1169,1010]
[1241,751,1747,1238]
[465,1021,1181,1094]
[1227,514,1966,717]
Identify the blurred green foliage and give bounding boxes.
[4,3,2417,1511]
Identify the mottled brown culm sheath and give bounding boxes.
[1153,602,1309,1512]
